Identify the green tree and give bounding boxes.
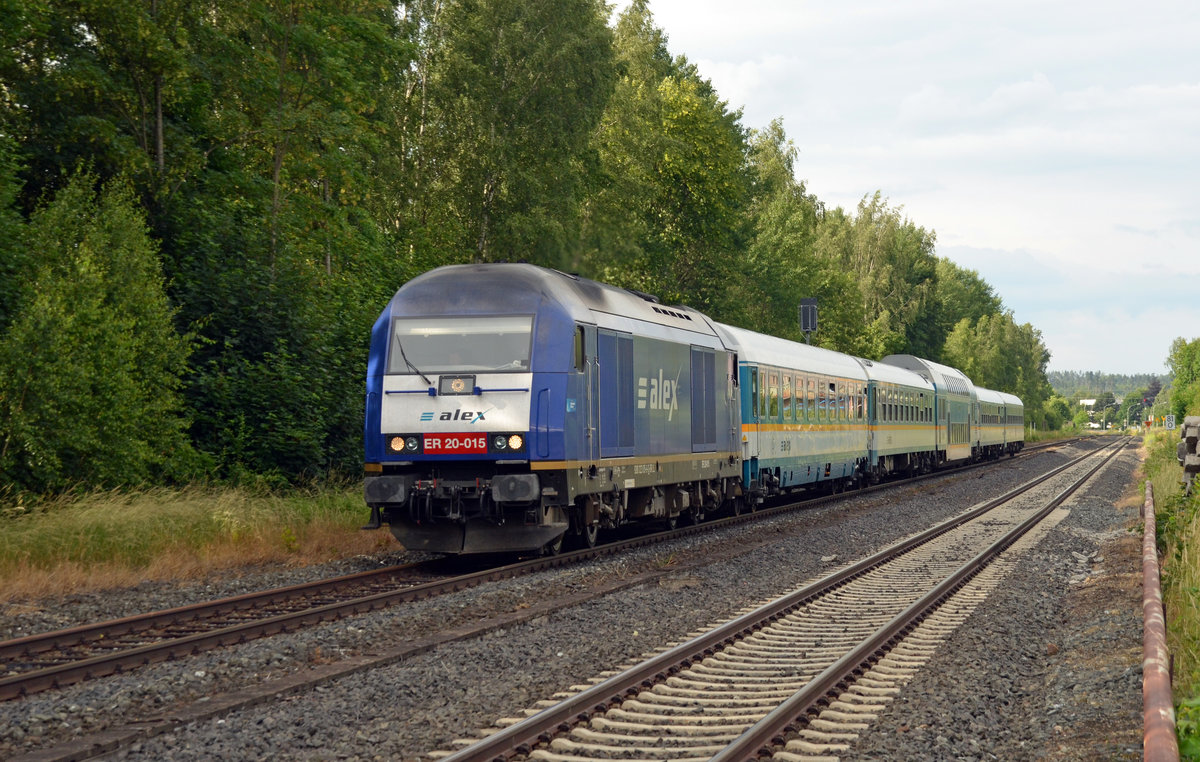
[814,193,938,358]
[1043,395,1071,430]
[1168,336,1200,419]
[932,258,1002,358]
[417,0,615,267]
[0,172,193,492]
[0,136,26,331]
[161,0,409,477]
[583,0,748,315]
[726,119,865,352]
[943,311,1053,425]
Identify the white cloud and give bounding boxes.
[611,0,1200,372]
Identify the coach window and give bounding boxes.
[806,377,816,422]
[760,369,769,419]
[768,371,780,419]
[837,382,846,421]
[782,374,793,422]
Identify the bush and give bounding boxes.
[0,171,196,492]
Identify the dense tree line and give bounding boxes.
[1169,337,1200,421]
[0,0,1054,494]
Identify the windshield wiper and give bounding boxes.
[394,335,433,386]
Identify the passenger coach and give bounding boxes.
[713,324,870,503]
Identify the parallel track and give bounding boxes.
[436,437,1127,762]
[0,438,1074,703]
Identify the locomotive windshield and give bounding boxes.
[387,315,533,374]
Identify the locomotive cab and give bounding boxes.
[363,265,580,554]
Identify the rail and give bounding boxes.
[437,438,1124,762]
[1143,482,1180,762]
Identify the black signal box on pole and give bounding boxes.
[799,299,818,344]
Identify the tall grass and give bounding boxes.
[0,485,396,602]
[1143,430,1200,757]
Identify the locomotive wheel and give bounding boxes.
[542,533,564,556]
[664,514,678,531]
[581,522,599,548]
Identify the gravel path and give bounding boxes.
[0,440,1144,761]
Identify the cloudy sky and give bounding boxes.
[612,0,1200,376]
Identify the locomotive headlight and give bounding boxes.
[405,436,420,452]
[507,434,524,451]
[389,436,406,452]
[493,434,509,450]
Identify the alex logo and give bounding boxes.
[420,409,490,423]
[638,369,680,421]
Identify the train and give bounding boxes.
[362,264,1024,554]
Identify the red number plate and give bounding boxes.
[423,433,489,454]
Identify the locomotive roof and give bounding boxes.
[712,322,869,380]
[392,264,722,342]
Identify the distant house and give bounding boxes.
[1079,399,1096,409]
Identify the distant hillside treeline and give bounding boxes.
[1048,371,1166,399]
[0,0,1053,494]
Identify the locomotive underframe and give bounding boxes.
[366,451,741,554]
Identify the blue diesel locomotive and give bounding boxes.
[362,264,1023,554]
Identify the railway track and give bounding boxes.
[0,439,1071,703]
[435,437,1129,762]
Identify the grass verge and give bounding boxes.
[1143,429,1200,758]
[0,485,397,602]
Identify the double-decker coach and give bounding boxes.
[881,354,978,465]
[976,387,1025,459]
[859,358,937,480]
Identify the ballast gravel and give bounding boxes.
[0,440,1145,761]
